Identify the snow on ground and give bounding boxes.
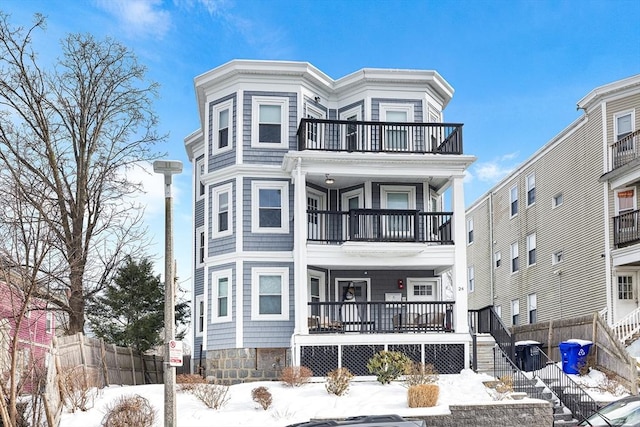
[59,368,629,427]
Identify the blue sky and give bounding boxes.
[3,0,640,293]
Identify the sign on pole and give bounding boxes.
[168,340,183,367]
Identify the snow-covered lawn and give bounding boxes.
[59,368,630,427]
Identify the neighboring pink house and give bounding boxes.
[0,280,55,393]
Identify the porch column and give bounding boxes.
[292,158,308,336]
[451,175,469,334]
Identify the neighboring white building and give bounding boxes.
[185,60,475,383]
[466,75,640,332]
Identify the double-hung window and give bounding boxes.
[251,181,289,233]
[511,299,520,326]
[214,99,233,152]
[510,185,518,217]
[467,218,474,244]
[212,184,232,237]
[526,173,535,206]
[195,295,205,336]
[511,242,519,273]
[468,266,475,293]
[616,111,634,151]
[211,269,232,323]
[252,267,289,320]
[380,104,414,151]
[528,293,537,324]
[495,251,502,268]
[527,233,536,266]
[252,97,289,148]
[197,226,205,266]
[196,158,205,200]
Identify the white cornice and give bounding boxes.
[577,74,640,111]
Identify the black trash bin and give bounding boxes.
[514,340,542,372]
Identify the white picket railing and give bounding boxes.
[611,306,640,344]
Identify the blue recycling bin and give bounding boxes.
[559,340,593,374]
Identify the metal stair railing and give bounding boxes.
[491,345,541,398]
[531,347,599,423]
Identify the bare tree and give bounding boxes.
[0,13,164,334]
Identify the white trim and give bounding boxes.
[212,183,233,238]
[614,109,635,141]
[466,217,474,245]
[251,181,290,234]
[552,192,564,209]
[552,250,564,265]
[195,294,205,337]
[380,185,416,209]
[526,172,535,207]
[211,269,232,323]
[526,233,536,267]
[509,185,518,218]
[511,298,520,326]
[527,293,537,324]
[467,266,475,293]
[213,99,233,154]
[614,187,636,215]
[196,225,205,267]
[379,103,415,151]
[251,96,289,148]
[510,242,519,273]
[251,266,289,321]
[196,158,205,201]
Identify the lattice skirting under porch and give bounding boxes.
[299,343,465,376]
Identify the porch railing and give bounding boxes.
[307,209,453,244]
[613,209,640,248]
[611,129,640,170]
[307,301,455,334]
[297,119,463,154]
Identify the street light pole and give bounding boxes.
[153,160,183,427]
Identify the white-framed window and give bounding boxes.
[196,158,205,200]
[552,250,564,265]
[527,233,536,266]
[340,105,362,151]
[526,173,535,207]
[511,299,520,326]
[213,183,232,237]
[467,218,474,244]
[214,99,233,153]
[251,96,289,148]
[380,103,414,151]
[196,226,205,267]
[528,293,537,324]
[615,111,635,142]
[45,312,54,334]
[510,185,518,217]
[468,266,475,293]
[618,275,634,300]
[305,103,326,149]
[251,181,289,234]
[195,294,205,337]
[511,242,519,273]
[552,193,563,208]
[494,305,502,318]
[381,185,415,238]
[251,267,289,320]
[495,251,502,268]
[615,188,637,230]
[211,269,232,323]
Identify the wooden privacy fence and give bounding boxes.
[55,333,164,386]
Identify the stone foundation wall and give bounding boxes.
[415,401,553,427]
[206,347,290,384]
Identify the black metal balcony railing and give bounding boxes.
[307,301,455,334]
[613,209,640,248]
[297,119,463,154]
[611,130,640,170]
[468,306,514,361]
[307,209,453,244]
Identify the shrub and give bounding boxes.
[325,367,353,396]
[280,366,313,387]
[407,384,439,408]
[366,351,411,385]
[176,373,207,392]
[101,395,156,427]
[59,366,100,412]
[251,386,273,410]
[191,383,230,409]
[404,363,439,387]
[495,375,514,394]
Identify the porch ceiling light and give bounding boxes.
[325,175,334,185]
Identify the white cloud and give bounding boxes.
[472,152,519,183]
[95,0,172,39]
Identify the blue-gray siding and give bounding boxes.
[208,94,237,172]
[206,263,237,350]
[208,179,236,256]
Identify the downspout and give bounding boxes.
[489,192,495,305]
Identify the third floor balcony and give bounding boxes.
[611,130,640,171]
[297,119,463,155]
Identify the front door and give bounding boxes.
[614,272,638,322]
[307,192,325,240]
[336,279,370,331]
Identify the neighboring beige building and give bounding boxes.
[466,75,640,329]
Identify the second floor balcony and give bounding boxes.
[611,130,640,170]
[614,209,640,248]
[297,119,463,155]
[307,209,453,244]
